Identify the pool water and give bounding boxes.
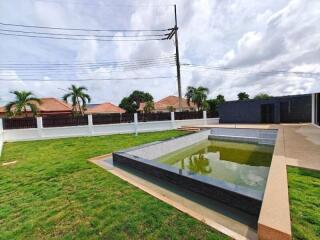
[156,140,274,192]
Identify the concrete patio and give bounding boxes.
[90,123,320,240]
[187,123,320,240]
[189,123,320,171]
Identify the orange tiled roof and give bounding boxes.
[139,96,195,112]
[36,98,72,112]
[0,98,72,114]
[86,102,125,114]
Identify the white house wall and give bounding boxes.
[2,118,219,143]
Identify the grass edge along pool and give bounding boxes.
[113,128,277,216]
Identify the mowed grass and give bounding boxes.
[0,130,229,240]
[288,167,320,240]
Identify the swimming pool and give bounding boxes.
[113,128,277,216]
[156,139,273,192]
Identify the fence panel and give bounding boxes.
[175,111,203,120]
[3,117,37,130]
[92,114,121,125]
[207,111,219,118]
[138,112,171,122]
[92,113,134,125]
[43,115,88,128]
[120,113,134,123]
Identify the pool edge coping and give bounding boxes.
[257,127,292,240]
[88,155,258,240]
[88,126,293,240]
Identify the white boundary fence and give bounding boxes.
[0,112,218,155]
[0,120,3,156]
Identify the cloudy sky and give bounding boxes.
[0,0,319,105]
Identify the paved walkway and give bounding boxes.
[186,123,320,240]
[283,124,320,171]
[90,123,320,240]
[189,123,320,171]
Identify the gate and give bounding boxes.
[261,104,275,123]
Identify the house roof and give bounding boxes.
[139,96,195,111]
[86,102,125,114]
[0,98,72,114]
[36,98,72,112]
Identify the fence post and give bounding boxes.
[36,116,43,129]
[36,116,43,138]
[88,114,93,126]
[0,118,3,133]
[88,114,94,135]
[0,118,3,156]
[203,110,207,125]
[171,112,176,129]
[134,113,138,136]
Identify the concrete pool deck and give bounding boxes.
[188,123,320,171]
[89,154,258,240]
[89,124,320,240]
[186,123,320,240]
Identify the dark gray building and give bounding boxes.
[312,93,320,126]
[219,94,313,124]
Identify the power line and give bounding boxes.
[0,55,175,66]
[0,76,175,81]
[0,22,171,32]
[0,61,176,70]
[0,28,168,38]
[0,32,167,41]
[34,0,174,8]
[0,64,176,76]
[0,60,177,72]
[0,56,176,69]
[181,64,320,78]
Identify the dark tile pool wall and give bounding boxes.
[113,152,262,216]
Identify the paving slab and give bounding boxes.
[189,123,320,240]
[283,124,320,171]
[192,123,320,171]
[89,157,258,240]
[89,123,320,240]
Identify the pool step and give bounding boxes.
[177,126,201,132]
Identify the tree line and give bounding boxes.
[3,84,272,118]
[117,88,272,115]
[4,85,90,117]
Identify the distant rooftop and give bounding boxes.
[139,95,195,112]
[86,102,125,114]
[0,97,72,114]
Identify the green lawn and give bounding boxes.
[0,131,228,240]
[288,167,320,240]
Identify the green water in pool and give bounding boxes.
[155,139,274,192]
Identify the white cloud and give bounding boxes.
[0,0,319,105]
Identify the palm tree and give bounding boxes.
[62,85,91,116]
[167,105,175,112]
[5,91,41,117]
[143,101,155,113]
[185,86,209,111]
[188,153,212,174]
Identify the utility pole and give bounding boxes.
[174,5,182,111]
[167,5,182,111]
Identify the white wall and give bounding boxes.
[0,132,3,156]
[2,118,219,143]
[210,128,277,145]
[0,119,3,156]
[127,130,211,160]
